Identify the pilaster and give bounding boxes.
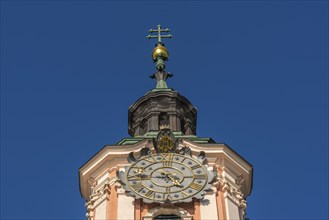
[200,187,219,220]
[116,181,135,220]
[214,172,247,220]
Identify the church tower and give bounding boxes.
[79,25,253,220]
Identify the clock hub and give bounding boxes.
[150,167,184,187]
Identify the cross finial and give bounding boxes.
[146,24,172,43]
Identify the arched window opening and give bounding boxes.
[140,119,147,134]
[159,112,169,128]
[180,119,186,134]
[143,206,192,220]
[154,214,180,220]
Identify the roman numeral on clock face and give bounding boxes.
[165,193,172,201]
[165,186,170,194]
[191,164,201,170]
[181,156,187,163]
[140,174,150,180]
[194,174,206,179]
[163,187,172,201]
[131,182,143,192]
[161,153,174,167]
[145,190,155,198]
[182,191,189,198]
[143,156,155,164]
[127,175,140,181]
[189,182,203,191]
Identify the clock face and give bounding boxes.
[124,153,209,203]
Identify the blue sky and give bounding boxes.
[1,1,328,219]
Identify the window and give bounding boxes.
[154,214,180,220]
[143,206,191,220]
[159,112,169,128]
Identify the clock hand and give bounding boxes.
[158,169,183,186]
[171,173,180,180]
[129,168,145,178]
[136,167,144,175]
[158,169,171,183]
[167,175,181,186]
[159,169,170,175]
[155,175,166,179]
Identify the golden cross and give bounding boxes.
[146,24,172,43]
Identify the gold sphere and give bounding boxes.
[152,43,169,60]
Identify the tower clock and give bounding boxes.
[118,129,217,204]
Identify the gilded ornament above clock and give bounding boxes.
[154,128,177,153]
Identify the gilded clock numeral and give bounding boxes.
[131,182,143,192]
[166,193,172,201]
[132,167,144,175]
[143,156,156,164]
[182,191,189,198]
[183,175,193,178]
[165,186,171,194]
[127,175,140,181]
[145,190,155,198]
[162,153,174,167]
[194,174,206,179]
[189,182,203,191]
[143,159,153,163]
[163,187,173,201]
[191,164,201,170]
[140,174,151,180]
